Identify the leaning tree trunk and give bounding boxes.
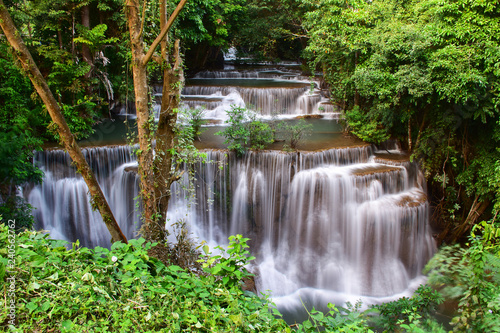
[0,0,127,244]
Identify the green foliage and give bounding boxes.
[199,234,256,288]
[370,285,444,332]
[0,132,43,187]
[229,0,310,62]
[170,110,208,165]
[304,0,500,238]
[179,106,207,140]
[247,113,274,150]
[279,119,313,151]
[216,106,274,156]
[73,24,119,53]
[0,196,36,232]
[345,106,390,145]
[2,1,127,142]
[217,105,249,156]
[0,46,44,229]
[0,226,289,332]
[425,221,500,332]
[295,301,373,333]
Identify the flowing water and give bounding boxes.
[26,64,436,318]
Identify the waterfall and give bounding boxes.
[26,146,140,248]
[169,149,434,298]
[27,145,435,303]
[182,85,318,116]
[118,69,339,119]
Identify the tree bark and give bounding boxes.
[153,38,184,230]
[125,0,161,241]
[0,0,127,244]
[142,0,188,66]
[451,196,490,242]
[81,4,94,79]
[125,0,187,243]
[408,116,412,152]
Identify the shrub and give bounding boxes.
[345,106,390,145]
[425,221,500,332]
[0,225,289,332]
[370,285,444,332]
[279,119,313,151]
[179,106,207,141]
[216,106,273,156]
[294,301,372,333]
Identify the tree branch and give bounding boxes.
[142,0,188,66]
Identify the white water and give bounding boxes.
[26,145,435,313]
[26,147,140,248]
[27,66,435,315]
[120,66,338,120]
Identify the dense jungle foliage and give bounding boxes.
[299,0,500,243]
[1,0,500,331]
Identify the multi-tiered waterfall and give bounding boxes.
[26,64,435,315]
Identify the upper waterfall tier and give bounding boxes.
[182,80,322,116]
[119,66,338,120]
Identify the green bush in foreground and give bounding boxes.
[0,224,289,332]
[0,221,455,332]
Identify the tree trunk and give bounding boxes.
[353,51,360,106]
[451,195,490,242]
[125,0,162,242]
[125,0,187,243]
[153,38,184,228]
[81,4,94,79]
[0,0,127,244]
[408,115,412,152]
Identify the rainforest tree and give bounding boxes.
[304,0,500,241]
[0,0,128,243]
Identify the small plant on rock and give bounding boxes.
[216,105,273,156]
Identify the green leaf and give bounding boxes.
[61,320,74,330]
[29,282,41,290]
[26,302,38,313]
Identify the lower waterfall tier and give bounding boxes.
[26,145,435,301]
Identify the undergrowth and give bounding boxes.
[0,222,456,332]
[0,224,289,332]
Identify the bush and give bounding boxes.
[294,301,372,332]
[279,119,313,151]
[179,106,207,141]
[345,106,390,145]
[0,225,289,332]
[0,197,36,232]
[370,285,444,332]
[216,106,273,156]
[425,221,500,332]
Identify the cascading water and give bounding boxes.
[26,143,435,312]
[26,146,140,248]
[120,64,338,120]
[182,84,317,116]
[26,65,436,318]
[170,149,435,306]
